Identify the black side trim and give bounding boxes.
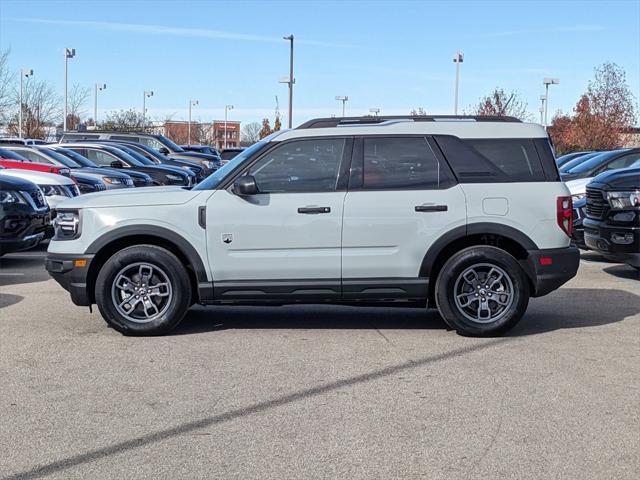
[45,253,95,306]
[85,225,210,301]
[214,279,341,300]
[342,278,428,300]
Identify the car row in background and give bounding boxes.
[560,149,640,270]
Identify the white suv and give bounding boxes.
[46,116,579,337]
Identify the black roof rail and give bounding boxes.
[296,115,522,129]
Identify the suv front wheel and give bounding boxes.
[435,246,530,336]
[95,245,191,335]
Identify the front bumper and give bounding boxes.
[0,231,45,255]
[523,246,581,297]
[45,253,95,306]
[584,218,640,267]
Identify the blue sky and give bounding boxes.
[1,0,638,126]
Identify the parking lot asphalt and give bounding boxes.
[1,244,638,480]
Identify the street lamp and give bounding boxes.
[335,96,348,117]
[282,35,294,128]
[539,94,547,125]
[94,83,106,128]
[369,108,380,117]
[453,51,463,115]
[224,104,234,149]
[188,99,199,146]
[19,68,33,139]
[542,78,559,127]
[142,90,153,130]
[63,48,75,131]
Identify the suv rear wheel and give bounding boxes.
[95,245,191,335]
[435,246,529,336]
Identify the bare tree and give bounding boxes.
[241,121,261,145]
[0,48,16,125]
[66,83,90,129]
[469,87,532,121]
[101,109,146,131]
[6,78,61,139]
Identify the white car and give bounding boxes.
[565,177,593,202]
[46,115,580,337]
[0,168,79,210]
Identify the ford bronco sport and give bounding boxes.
[46,116,580,336]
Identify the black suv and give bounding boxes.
[583,167,640,269]
[0,174,50,256]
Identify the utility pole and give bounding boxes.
[542,78,559,127]
[283,35,294,128]
[539,95,546,125]
[335,96,348,117]
[94,83,106,128]
[224,104,234,149]
[63,48,75,131]
[19,68,33,138]
[188,99,198,145]
[453,51,463,115]
[142,90,153,130]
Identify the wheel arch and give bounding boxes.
[85,226,211,305]
[421,223,538,307]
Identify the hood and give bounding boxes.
[0,173,38,190]
[176,151,220,162]
[59,186,206,209]
[590,167,640,190]
[564,177,593,196]
[75,167,131,179]
[0,169,74,185]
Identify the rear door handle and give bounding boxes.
[415,205,448,212]
[298,206,331,214]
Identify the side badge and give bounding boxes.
[222,233,233,244]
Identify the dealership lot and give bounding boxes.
[0,247,638,479]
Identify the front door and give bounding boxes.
[206,136,352,300]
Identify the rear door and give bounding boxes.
[341,136,466,299]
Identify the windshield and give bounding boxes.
[114,145,156,166]
[565,151,625,174]
[156,135,185,152]
[193,137,271,190]
[104,146,146,166]
[0,147,27,160]
[54,147,98,167]
[37,147,81,168]
[122,143,165,162]
[559,152,600,172]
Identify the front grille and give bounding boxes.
[95,183,107,191]
[585,187,606,219]
[27,189,47,209]
[124,178,134,186]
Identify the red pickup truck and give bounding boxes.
[0,156,71,177]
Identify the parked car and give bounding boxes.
[47,115,579,337]
[555,151,593,168]
[583,167,640,270]
[60,131,221,171]
[91,140,208,180]
[0,137,47,146]
[571,197,588,250]
[2,145,125,193]
[0,168,79,210]
[558,152,601,173]
[60,143,190,186]
[0,146,72,179]
[48,145,152,189]
[562,149,640,202]
[0,174,49,256]
[220,148,245,163]
[181,145,220,157]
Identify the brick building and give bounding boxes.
[162,120,241,149]
[212,121,241,150]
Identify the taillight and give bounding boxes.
[557,196,573,237]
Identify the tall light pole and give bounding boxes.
[542,78,559,127]
[335,95,348,117]
[188,99,198,145]
[283,35,294,128]
[142,90,153,131]
[224,104,234,149]
[539,94,546,125]
[369,108,380,117]
[63,48,75,131]
[453,51,464,115]
[19,68,33,139]
[94,83,106,128]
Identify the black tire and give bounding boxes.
[95,245,191,336]
[434,246,530,337]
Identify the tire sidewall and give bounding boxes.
[95,245,190,335]
[435,246,530,336]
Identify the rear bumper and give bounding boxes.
[45,253,95,306]
[523,246,580,297]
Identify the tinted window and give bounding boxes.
[111,135,140,143]
[565,151,625,174]
[248,138,345,193]
[13,149,52,164]
[63,133,99,141]
[362,137,453,189]
[0,147,27,160]
[80,149,119,167]
[603,152,640,171]
[465,139,544,181]
[559,152,600,172]
[37,148,81,168]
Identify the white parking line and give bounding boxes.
[0,273,25,276]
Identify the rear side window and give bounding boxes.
[63,134,99,141]
[434,136,548,182]
[111,135,140,143]
[360,137,455,190]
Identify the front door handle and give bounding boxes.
[415,204,448,212]
[298,206,331,214]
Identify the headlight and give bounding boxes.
[571,193,586,202]
[40,184,67,197]
[103,177,125,185]
[0,190,24,204]
[165,174,184,182]
[200,160,215,169]
[606,190,640,210]
[52,210,81,240]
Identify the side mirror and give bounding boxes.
[234,175,259,195]
[110,160,124,168]
[159,147,170,155]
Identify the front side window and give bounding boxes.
[248,138,346,193]
[362,137,452,189]
[83,149,119,167]
[16,149,52,164]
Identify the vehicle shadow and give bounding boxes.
[602,264,640,281]
[173,288,639,337]
[0,244,49,287]
[0,293,24,310]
